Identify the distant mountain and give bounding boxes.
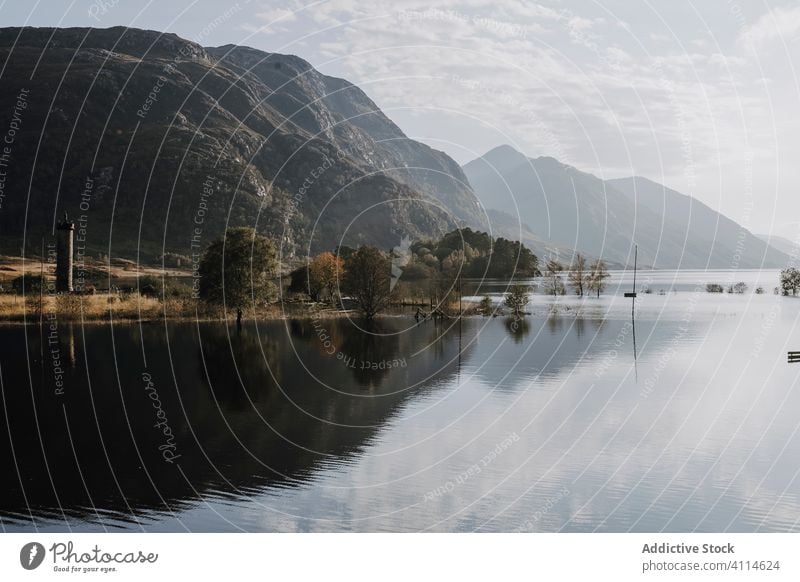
[463,145,790,269]
[755,234,798,260]
[0,27,487,262]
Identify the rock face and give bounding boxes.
[464,145,790,269]
[0,27,485,261]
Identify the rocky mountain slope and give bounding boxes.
[0,26,486,262]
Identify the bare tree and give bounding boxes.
[587,259,610,298]
[343,246,392,318]
[568,253,587,296]
[543,259,564,296]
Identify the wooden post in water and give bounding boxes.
[458,273,462,318]
[39,237,45,327]
[624,244,638,318]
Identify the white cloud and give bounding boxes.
[235,0,793,234]
[740,4,800,47]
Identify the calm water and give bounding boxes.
[2,269,800,532]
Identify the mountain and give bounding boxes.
[0,27,486,262]
[463,145,790,269]
[755,234,798,259]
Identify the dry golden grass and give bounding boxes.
[0,254,191,282]
[0,292,480,323]
[0,293,315,322]
[0,293,202,322]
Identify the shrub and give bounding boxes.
[731,282,748,294]
[479,295,493,316]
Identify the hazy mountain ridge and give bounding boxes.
[755,233,799,259]
[463,145,790,269]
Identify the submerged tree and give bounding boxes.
[343,246,392,319]
[780,268,800,296]
[731,282,748,294]
[587,259,610,298]
[568,253,588,296]
[479,295,494,316]
[543,259,565,296]
[503,284,530,316]
[198,227,278,308]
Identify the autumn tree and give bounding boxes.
[587,258,611,298]
[343,246,392,319]
[198,227,278,308]
[308,251,344,302]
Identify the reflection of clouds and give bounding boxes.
[212,296,800,532]
[7,297,800,531]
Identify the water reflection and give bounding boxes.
[0,319,473,528]
[2,290,800,532]
[503,317,530,342]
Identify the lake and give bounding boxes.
[2,269,800,532]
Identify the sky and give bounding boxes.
[3,0,800,239]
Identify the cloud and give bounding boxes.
[256,7,299,24]
[739,4,800,47]
[235,0,790,230]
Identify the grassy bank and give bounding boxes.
[0,293,399,323]
[0,292,487,323]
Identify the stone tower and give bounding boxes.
[56,212,74,293]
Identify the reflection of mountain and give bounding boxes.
[0,319,475,528]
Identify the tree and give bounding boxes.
[504,284,530,316]
[288,265,311,297]
[706,283,724,293]
[478,295,493,316]
[334,245,356,262]
[198,227,278,308]
[11,274,47,294]
[731,282,748,294]
[486,238,539,278]
[568,253,587,296]
[308,251,344,302]
[138,275,163,298]
[543,259,564,296]
[587,259,610,298]
[780,268,800,296]
[343,246,392,319]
